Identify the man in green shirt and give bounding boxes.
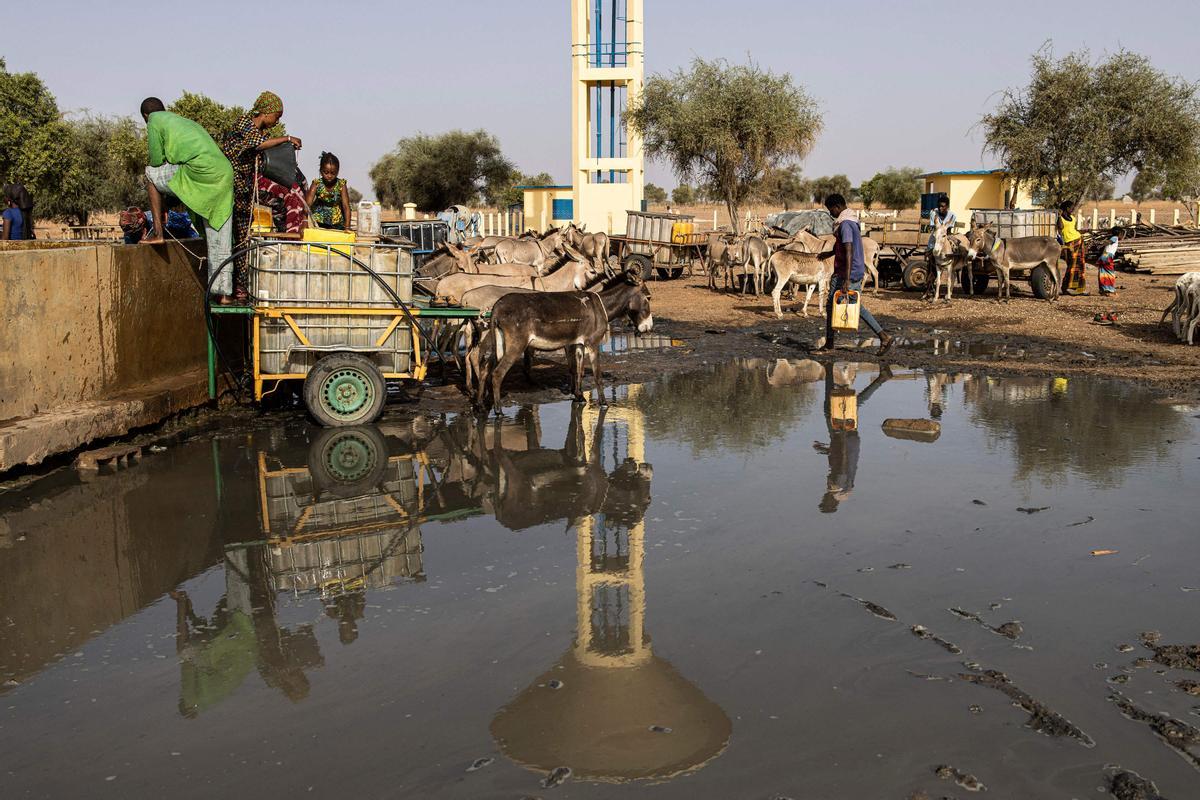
[140,97,236,299]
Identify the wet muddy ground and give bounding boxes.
[2,359,1200,799]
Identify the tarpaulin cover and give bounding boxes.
[764,209,834,236]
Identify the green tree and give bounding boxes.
[1086,177,1116,201]
[168,91,284,140]
[627,58,822,233]
[807,174,852,204]
[860,167,922,210]
[981,45,1200,207]
[2,61,149,225]
[757,166,809,210]
[488,170,556,210]
[644,182,668,204]
[0,58,60,183]
[857,177,879,210]
[671,184,695,205]
[19,115,149,225]
[370,130,516,211]
[169,92,242,139]
[347,185,363,204]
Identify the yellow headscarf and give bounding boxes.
[252,91,283,116]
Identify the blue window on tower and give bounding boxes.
[552,199,574,220]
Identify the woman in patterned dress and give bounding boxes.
[221,91,305,299]
[306,152,352,231]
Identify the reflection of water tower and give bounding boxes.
[492,386,732,783]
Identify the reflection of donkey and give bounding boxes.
[470,404,653,532]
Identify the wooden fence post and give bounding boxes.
[1130,209,1138,225]
[1174,208,1181,226]
[1091,208,1098,230]
[1149,209,1156,224]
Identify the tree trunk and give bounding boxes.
[726,197,740,235]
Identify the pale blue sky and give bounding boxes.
[7,0,1199,199]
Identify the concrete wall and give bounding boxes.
[0,242,206,423]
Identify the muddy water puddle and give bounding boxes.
[2,361,1199,799]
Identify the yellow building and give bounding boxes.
[520,185,575,232]
[919,170,1036,229]
[570,0,645,235]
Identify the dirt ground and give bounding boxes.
[637,269,1200,398]
[405,266,1200,420]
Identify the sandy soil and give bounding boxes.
[640,269,1200,399]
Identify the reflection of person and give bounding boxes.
[1058,200,1086,295]
[221,91,305,301]
[818,194,894,355]
[814,363,891,513]
[323,592,367,645]
[139,97,234,298]
[171,546,324,717]
[307,152,352,231]
[172,588,255,719]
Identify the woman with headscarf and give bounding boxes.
[2,184,34,240]
[221,91,305,299]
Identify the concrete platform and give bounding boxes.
[0,368,210,473]
[1,241,218,473]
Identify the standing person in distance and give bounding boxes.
[817,194,894,355]
[1058,200,1086,295]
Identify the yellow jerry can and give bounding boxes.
[831,289,861,332]
[830,388,858,431]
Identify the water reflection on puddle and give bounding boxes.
[894,335,1026,358]
[1,361,1198,798]
[601,332,684,354]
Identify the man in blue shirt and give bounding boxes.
[1,196,24,240]
[818,194,893,354]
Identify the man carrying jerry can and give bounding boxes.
[817,194,894,355]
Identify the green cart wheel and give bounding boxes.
[304,353,387,427]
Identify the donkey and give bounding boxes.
[923,223,976,302]
[732,233,772,296]
[778,229,881,292]
[492,227,566,273]
[1160,272,1200,340]
[477,272,653,411]
[968,223,1063,302]
[563,223,612,276]
[434,245,600,305]
[769,249,833,318]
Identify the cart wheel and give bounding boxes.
[308,425,388,498]
[624,254,653,280]
[901,259,929,291]
[960,269,990,296]
[304,353,387,427]
[1030,264,1056,300]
